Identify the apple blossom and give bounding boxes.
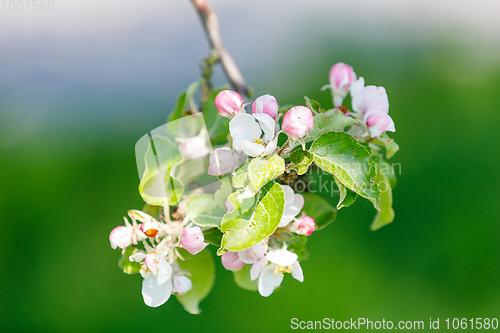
[178,135,211,160]
[295,216,316,236]
[229,113,278,157]
[180,227,208,255]
[282,106,314,140]
[278,185,304,228]
[350,77,389,116]
[207,147,246,176]
[252,94,278,119]
[221,251,245,271]
[238,239,268,264]
[252,249,304,297]
[327,62,357,107]
[215,90,244,118]
[364,110,396,138]
[129,251,173,307]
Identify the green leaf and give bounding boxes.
[175,249,215,314]
[301,193,337,230]
[168,79,204,122]
[248,154,285,192]
[186,194,226,227]
[334,178,358,209]
[118,247,141,274]
[304,96,322,113]
[371,133,399,159]
[139,136,184,206]
[304,109,357,143]
[218,181,285,254]
[233,265,258,291]
[370,164,395,231]
[220,161,249,189]
[289,149,313,175]
[140,204,161,220]
[171,157,210,187]
[310,132,380,209]
[202,87,231,146]
[202,227,223,246]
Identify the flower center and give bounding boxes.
[254,138,263,144]
[274,265,293,277]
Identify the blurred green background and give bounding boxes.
[1,1,500,332]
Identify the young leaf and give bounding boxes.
[202,227,223,246]
[371,133,399,159]
[310,132,380,209]
[118,247,141,274]
[334,177,358,209]
[248,154,285,192]
[304,96,322,113]
[220,161,250,189]
[289,149,313,175]
[186,194,226,227]
[304,109,357,143]
[370,164,395,231]
[233,265,258,291]
[168,79,204,122]
[286,234,309,260]
[175,249,215,314]
[218,181,285,254]
[301,193,337,230]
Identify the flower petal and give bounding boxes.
[258,264,283,297]
[141,273,172,307]
[266,249,298,267]
[156,257,173,287]
[291,261,304,282]
[229,113,261,142]
[253,113,275,143]
[251,257,269,281]
[129,252,147,262]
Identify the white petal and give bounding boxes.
[262,137,278,156]
[241,140,265,157]
[290,261,304,282]
[229,113,261,142]
[129,252,147,262]
[350,77,365,99]
[141,273,172,307]
[251,257,269,281]
[266,249,298,267]
[156,257,173,287]
[253,113,275,143]
[258,264,283,297]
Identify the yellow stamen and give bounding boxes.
[254,138,262,144]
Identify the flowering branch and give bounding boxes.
[191,0,251,99]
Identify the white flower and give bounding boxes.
[278,185,304,228]
[251,249,303,297]
[229,113,278,157]
[129,251,173,307]
[207,147,246,176]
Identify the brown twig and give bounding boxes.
[191,0,251,99]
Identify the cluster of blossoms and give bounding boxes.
[325,62,395,138]
[110,62,398,312]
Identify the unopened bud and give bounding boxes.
[295,216,316,236]
[328,62,357,107]
[282,106,314,140]
[252,94,278,119]
[140,221,160,238]
[180,227,208,255]
[109,226,134,250]
[221,251,245,271]
[364,110,395,137]
[215,90,244,118]
[172,275,193,295]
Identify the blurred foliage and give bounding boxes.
[1,39,500,332]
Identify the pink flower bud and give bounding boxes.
[363,110,395,137]
[180,227,208,255]
[282,106,314,140]
[109,226,134,250]
[252,94,278,119]
[208,147,246,176]
[329,62,357,107]
[296,216,316,236]
[140,221,160,238]
[172,275,192,295]
[221,251,245,271]
[215,90,244,118]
